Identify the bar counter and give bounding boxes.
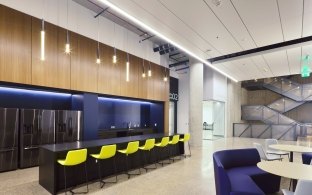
[39,133,185,194]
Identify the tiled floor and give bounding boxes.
[0,137,302,195]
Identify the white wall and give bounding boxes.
[177,72,189,134]
[203,66,227,102]
[0,0,163,65]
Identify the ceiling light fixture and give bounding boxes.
[126,53,130,82]
[163,68,168,82]
[112,23,117,64]
[65,0,71,54]
[40,19,45,61]
[97,0,238,82]
[148,61,152,77]
[96,17,101,64]
[142,59,146,78]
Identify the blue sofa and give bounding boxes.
[213,148,281,195]
[302,153,312,165]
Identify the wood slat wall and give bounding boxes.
[0,5,169,102]
[0,5,170,134]
[0,6,32,84]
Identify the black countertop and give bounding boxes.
[41,133,169,153]
[98,128,152,133]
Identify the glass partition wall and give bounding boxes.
[203,100,225,140]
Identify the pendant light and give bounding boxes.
[148,61,152,77]
[40,0,46,61]
[142,59,146,78]
[112,23,117,64]
[96,17,101,64]
[163,68,168,82]
[65,0,71,54]
[40,19,45,61]
[126,53,130,82]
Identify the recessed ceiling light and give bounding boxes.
[97,0,238,82]
[212,0,222,7]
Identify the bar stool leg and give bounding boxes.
[151,149,157,169]
[113,157,118,183]
[97,161,105,188]
[84,162,89,193]
[63,166,67,195]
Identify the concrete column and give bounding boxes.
[189,58,203,147]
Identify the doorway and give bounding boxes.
[202,100,225,140]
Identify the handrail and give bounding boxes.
[233,123,302,141]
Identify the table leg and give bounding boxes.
[289,152,297,191]
[290,179,298,192]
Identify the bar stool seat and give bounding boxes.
[118,141,141,179]
[90,144,117,188]
[57,148,89,195]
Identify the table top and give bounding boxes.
[40,133,179,153]
[269,144,312,153]
[257,161,312,180]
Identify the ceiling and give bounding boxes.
[80,0,312,81]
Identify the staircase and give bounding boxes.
[241,77,312,140]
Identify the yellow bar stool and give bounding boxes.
[155,137,170,166]
[118,141,141,179]
[179,133,191,158]
[57,148,89,195]
[138,138,157,171]
[168,135,180,162]
[90,144,117,188]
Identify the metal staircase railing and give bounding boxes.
[239,77,312,140]
[233,123,299,141]
[263,78,312,101]
[242,105,297,125]
[267,97,305,113]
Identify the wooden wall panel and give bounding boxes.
[119,51,139,98]
[0,5,169,103]
[153,64,165,101]
[56,28,71,89]
[31,18,59,87]
[97,44,107,94]
[0,5,32,84]
[146,62,154,100]
[97,44,121,96]
[71,34,98,93]
[138,59,148,99]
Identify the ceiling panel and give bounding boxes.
[82,0,312,81]
[132,0,220,57]
[277,0,303,41]
[303,0,312,37]
[202,0,256,51]
[159,0,242,55]
[286,47,301,75]
[263,50,290,77]
[231,0,283,47]
[250,55,275,78]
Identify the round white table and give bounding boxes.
[269,144,312,162]
[258,161,312,191]
[257,161,312,180]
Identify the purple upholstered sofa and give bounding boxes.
[213,148,281,195]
